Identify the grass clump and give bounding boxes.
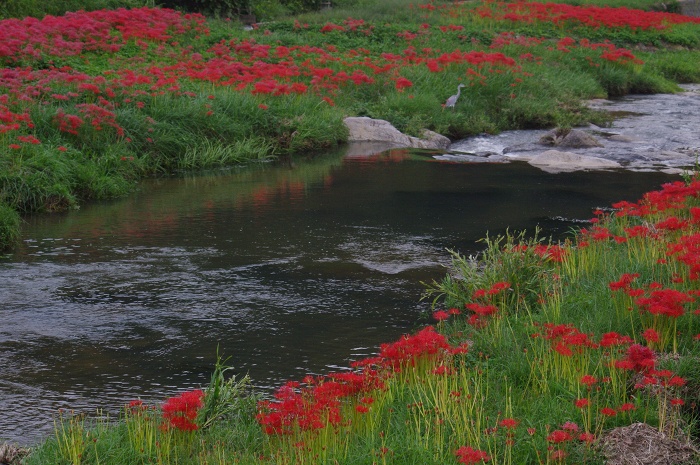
[0,202,21,250]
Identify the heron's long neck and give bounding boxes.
[456,86,462,97]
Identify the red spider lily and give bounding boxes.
[127,399,147,414]
[320,22,345,33]
[667,233,700,279]
[455,445,490,464]
[499,417,519,429]
[550,449,567,460]
[617,344,655,373]
[643,328,660,344]
[432,365,455,375]
[575,398,590,408]
[16,135,40,144]
[355,405,369,413]
[433,310,450,321]
[161,389,204,432]
[394,76,413,91]
[561,421,579,432]
[465,302,499,316]
[634,287,694,319]
[608,273,640,291]
[54,109,85,135]
[599,331,633,347]
[546,429,572,443]
[656,216,690,231]
[539,323,598,356]
[512,244,568,262]
[377,326,454,369]
[618,402,635,412]
[487,281,511,295]
[600,407,617,417]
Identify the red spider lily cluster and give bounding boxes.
[161,389,204,432]
[256,326,467,435]
[0,0,663,156]
[587,180,700,350]
[471,0,700,30]
[455,445,490,464]
[0,8,208,62]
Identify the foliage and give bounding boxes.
[0,0,152,19]
[158,0,323,19]
[22,177,700,464]
[0,202,21,250]
[1,0,700,245]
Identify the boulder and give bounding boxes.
[528,150,622,173]
[539,128,603,148]
[417,129,452,149]
[344,117,450,150]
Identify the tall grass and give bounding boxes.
[0,0,153,19]
[2,0,700,250]
[20,177,700,464]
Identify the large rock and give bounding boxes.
[344,117,451,150]
[527,150,622,173]
[539,128,603,148]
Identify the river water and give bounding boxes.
[0,144,680,444]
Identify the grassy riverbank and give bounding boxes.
[2,0,700,249]
[15,177,700,464]
[3,1,700,461]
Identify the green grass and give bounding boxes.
[3,0,700,249]
[18,178,700,464]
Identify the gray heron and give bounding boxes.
[444,83,466,110]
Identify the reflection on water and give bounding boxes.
[0,146,678,444]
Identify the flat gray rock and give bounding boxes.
[447,84,700,174]
[527,150,622,173]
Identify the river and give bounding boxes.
[0,143,681,445]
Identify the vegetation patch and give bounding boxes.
[2,0,700,249]
[18,176,700,464]
[3,1,700,462]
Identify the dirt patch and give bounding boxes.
[0,442,29,465]
[601,422,700,465]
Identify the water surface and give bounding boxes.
[0,147,678,444]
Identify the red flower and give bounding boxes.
[575,398,590,409]
[455,446,490,464]
[162,389,204,432]
[546,429,572,443]
[624,344,656,373]
[394,76,413,91]
[499,418,519,429]
[642,328,659,344]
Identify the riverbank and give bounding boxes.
[3,0,700,249]
[3,0,700,462]
[10,175,700,464]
